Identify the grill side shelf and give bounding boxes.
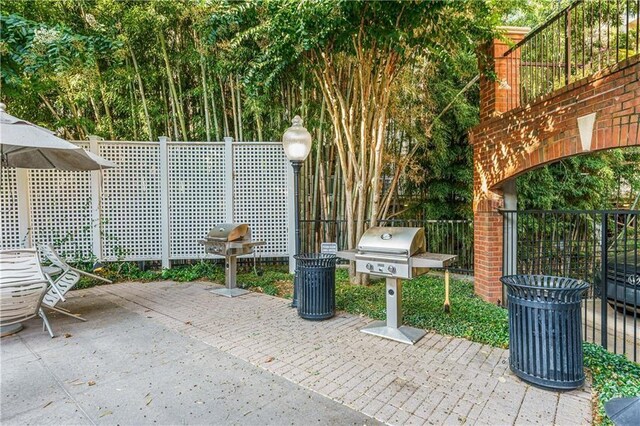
[226,241,266,249]
[411,253,457,268]
[336,249,357,261]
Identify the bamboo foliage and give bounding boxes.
[0,2,476,240]
[9,1,631,282]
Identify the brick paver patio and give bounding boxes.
[82,280,592,425]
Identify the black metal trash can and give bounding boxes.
[500,275,590,390]
[294,253,337,320]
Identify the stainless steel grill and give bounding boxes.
[338,226,457,344]
[199,223,265,297]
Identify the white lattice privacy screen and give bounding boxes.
[0,167,20,249]
[168,143,226,259]
[28,168,93,258]
[233,143,290,257]
[0,139,293,267]
[100,142,162,260]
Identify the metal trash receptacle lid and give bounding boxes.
[501,274,590,301]
[294,253,337,267]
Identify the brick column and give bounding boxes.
[473,27,529,303]
[479,26,529,120]
[473,197,504,303]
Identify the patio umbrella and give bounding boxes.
[0,103,116,171]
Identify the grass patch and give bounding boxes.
[583,342,640,425]
[76,261,293,297]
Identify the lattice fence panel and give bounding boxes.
[233,143,290,256]
[28,163,94,259]
[0,168,21,250]
[99,142,161,260]
[168,143,226,259]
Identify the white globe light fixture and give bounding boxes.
[282,115,312,308]
[282,115,312,162]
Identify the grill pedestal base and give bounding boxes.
[210,255,248,298]
[359,277,427,345]
[361,321,426,345]
[210,288,249,298]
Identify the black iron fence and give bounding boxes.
[300,219,474,274]
[503,0,639,110]
[502,209,639,362]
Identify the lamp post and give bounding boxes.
[282,115,312,308]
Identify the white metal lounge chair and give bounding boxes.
[40,245,112,321]
[0,249,55,337]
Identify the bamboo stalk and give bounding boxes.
[218,76,230,138]
[229,75,239,141]
[209,75,221,141]
[159,32,187,141]
[95,64,115,139]
[129,46,153,141]
[236,75,243,142]
[195,32,211,142]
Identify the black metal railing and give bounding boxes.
[503,0,639,110]
[300,219,474,274]
[502,209,639,362]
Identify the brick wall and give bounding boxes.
[473,55,640,199]
[471,35,640,302]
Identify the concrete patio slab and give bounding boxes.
[1,280,593,425]
[1,291,378,425]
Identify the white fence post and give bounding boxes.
[15,169,31,248]
[159,136,171,269]
[224,137,234,223]
[88,136,103,260]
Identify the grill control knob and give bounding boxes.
[366,263,373,271]
[387,265,396,274]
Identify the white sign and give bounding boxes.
[321,242,338,254]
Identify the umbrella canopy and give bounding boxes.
[0,103,116,171]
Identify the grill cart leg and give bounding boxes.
[211,255,250,297]
[360,277,427,345]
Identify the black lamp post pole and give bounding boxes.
[291,160,302,308]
